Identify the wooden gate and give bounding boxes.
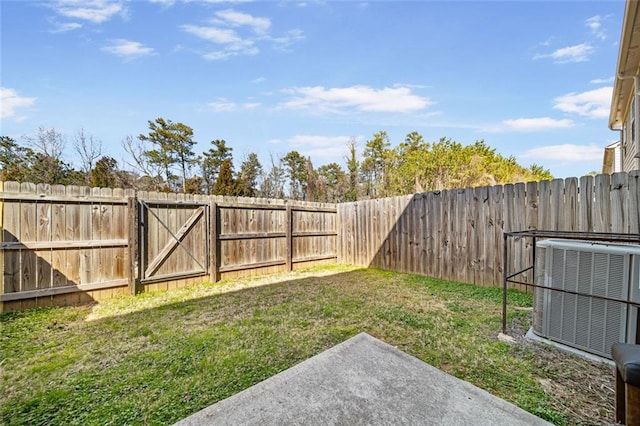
[138,200,209,286]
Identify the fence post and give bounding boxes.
[127,197,139,295]
[209,200,218,282]
[286,204,293,271]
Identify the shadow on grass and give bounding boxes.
[2,267,566,426]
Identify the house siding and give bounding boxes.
[621,81,640,172]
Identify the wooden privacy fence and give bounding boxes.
[337,172,640,290]
[0,182,338,312]
[2,172,639,312]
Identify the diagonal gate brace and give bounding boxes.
[144,205,205,278]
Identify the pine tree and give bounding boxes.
[213,159,236,196]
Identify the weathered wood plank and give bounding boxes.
[3,182,21,293]
[491,184,504,287]
[432,190,442,279]
[564,178,578,232]
[513,183,527,290]
[629,171,640,234]
[285,205,292,271]
[593,173,612,233]
[128,197,139,294]
[578,175,594,232]
[51,185,67,288]
[610,172,628,233]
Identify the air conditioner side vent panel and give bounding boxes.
[532,239,640,359]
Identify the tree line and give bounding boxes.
[1,118,552,202]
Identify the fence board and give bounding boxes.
[594,174,611,233]
[51,185,67,288]
[630,171,640,234]
[564,178,578,231]
[579,175,593,232]
[611,172,627,233]
[490,184,504,287]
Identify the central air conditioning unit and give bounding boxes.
[532,239,640,359]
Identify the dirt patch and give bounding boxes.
[507,316,616,425]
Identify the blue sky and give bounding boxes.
[0,0,625,180]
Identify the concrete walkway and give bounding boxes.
[175,333,551,426]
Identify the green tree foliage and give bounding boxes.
[213,159,236,196]
[360,132,554,197]
[304,157,320,202]
[529,164,554,181]
[362,131,392,198]
[282,150,308,200]
[91,156,118,188]
[0,136,31,181]
[345,138,359,202]
[1,134,80,185]
[317,162,347,203]
[236,153,262,197]
[201,140,233,195]
[138,118,197,192]
[393,131,430,194]
[4,122,558,201]
[184,176,204,195]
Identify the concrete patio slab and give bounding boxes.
[175,333,551,426]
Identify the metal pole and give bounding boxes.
[532,236,537,291]
[502,233,508,334]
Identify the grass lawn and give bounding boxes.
[1,265,613,425]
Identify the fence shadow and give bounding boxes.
[2,228,99,312]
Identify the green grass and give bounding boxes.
[1,266,571,425]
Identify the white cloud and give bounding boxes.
[251,77,266,84]
[207,99,261,111]
[50,0,126,24]
[182,10,302,60]
[215,9,270,34]
[182,24,242,44]
[102,39,156,59]
[500,117,575,132]
[182,24,258,60]
[0,87,36,120]
[281,85,432,113]
[149,0,176,6]
[586,15,606,40]
[49,21,83,33]
[590,76,614,84]
[521,144,604,161]
[534,43,594,63]
[203,46,258,60]
[208,99,237,112]
[268,29,305,51]
[553,86,612,118]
